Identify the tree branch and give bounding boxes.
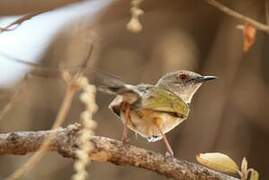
[0,0,79,16]
[0,124,238,180]
[207,0,269,33]
[0,12,43,33]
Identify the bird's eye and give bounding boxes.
[179,74,188,80]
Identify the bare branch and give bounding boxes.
[0,0,91,33]
[0,78,27,121]
[207,0,269,33]
[6,76,80,180]
[0,50,94,77]
[0,0,79,16]
[0,124,239,180]
[0,12,42,33]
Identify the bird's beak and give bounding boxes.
[195,75,218,83]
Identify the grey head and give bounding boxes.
[156,70,217,104]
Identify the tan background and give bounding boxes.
[0,0,268,179]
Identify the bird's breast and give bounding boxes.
[122,108,186,139]
[109,95,187,141]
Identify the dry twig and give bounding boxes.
[5,44,94,179]
[0,0,84,33]
[0,124,239,180]
[207,0,269,33]
[0,78,27,121]
[0,0,79,15]
[6,80,79,180]
[0,12,42,33]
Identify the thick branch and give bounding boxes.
[0,124,238,180]
[207,0,269,33]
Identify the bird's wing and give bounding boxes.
[108,84,154,116]
[142,87,190,118]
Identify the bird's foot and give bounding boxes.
[121,103,130,145]
[121,136,129,144]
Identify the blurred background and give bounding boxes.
[0,0,268,179]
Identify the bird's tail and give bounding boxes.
[94,71,132,95]
[98,82,130,95]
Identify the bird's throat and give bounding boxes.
[158,84,202,104]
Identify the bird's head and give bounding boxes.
[156,70,217,104]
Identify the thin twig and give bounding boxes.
[5,44,94,180]
[0,77,27,121]
[6,82,79,180]
[0,0,79,16]
[0,124,239,180]
[207,0,269,33]
[0,44,94,79]
[0,51,91,74]
[0,0,81,33]
[0,12,42,33]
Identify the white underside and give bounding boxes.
[120,110,185,142]
[109,95,186,142]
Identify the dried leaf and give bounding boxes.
[249,169,259,180]
[242,23,256,52]
[241,157,248,174]
[196,152,239,174]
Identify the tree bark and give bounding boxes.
[0,124,238,180]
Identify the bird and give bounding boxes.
[99,70,217,156]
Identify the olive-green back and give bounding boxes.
[142,87,190,118]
